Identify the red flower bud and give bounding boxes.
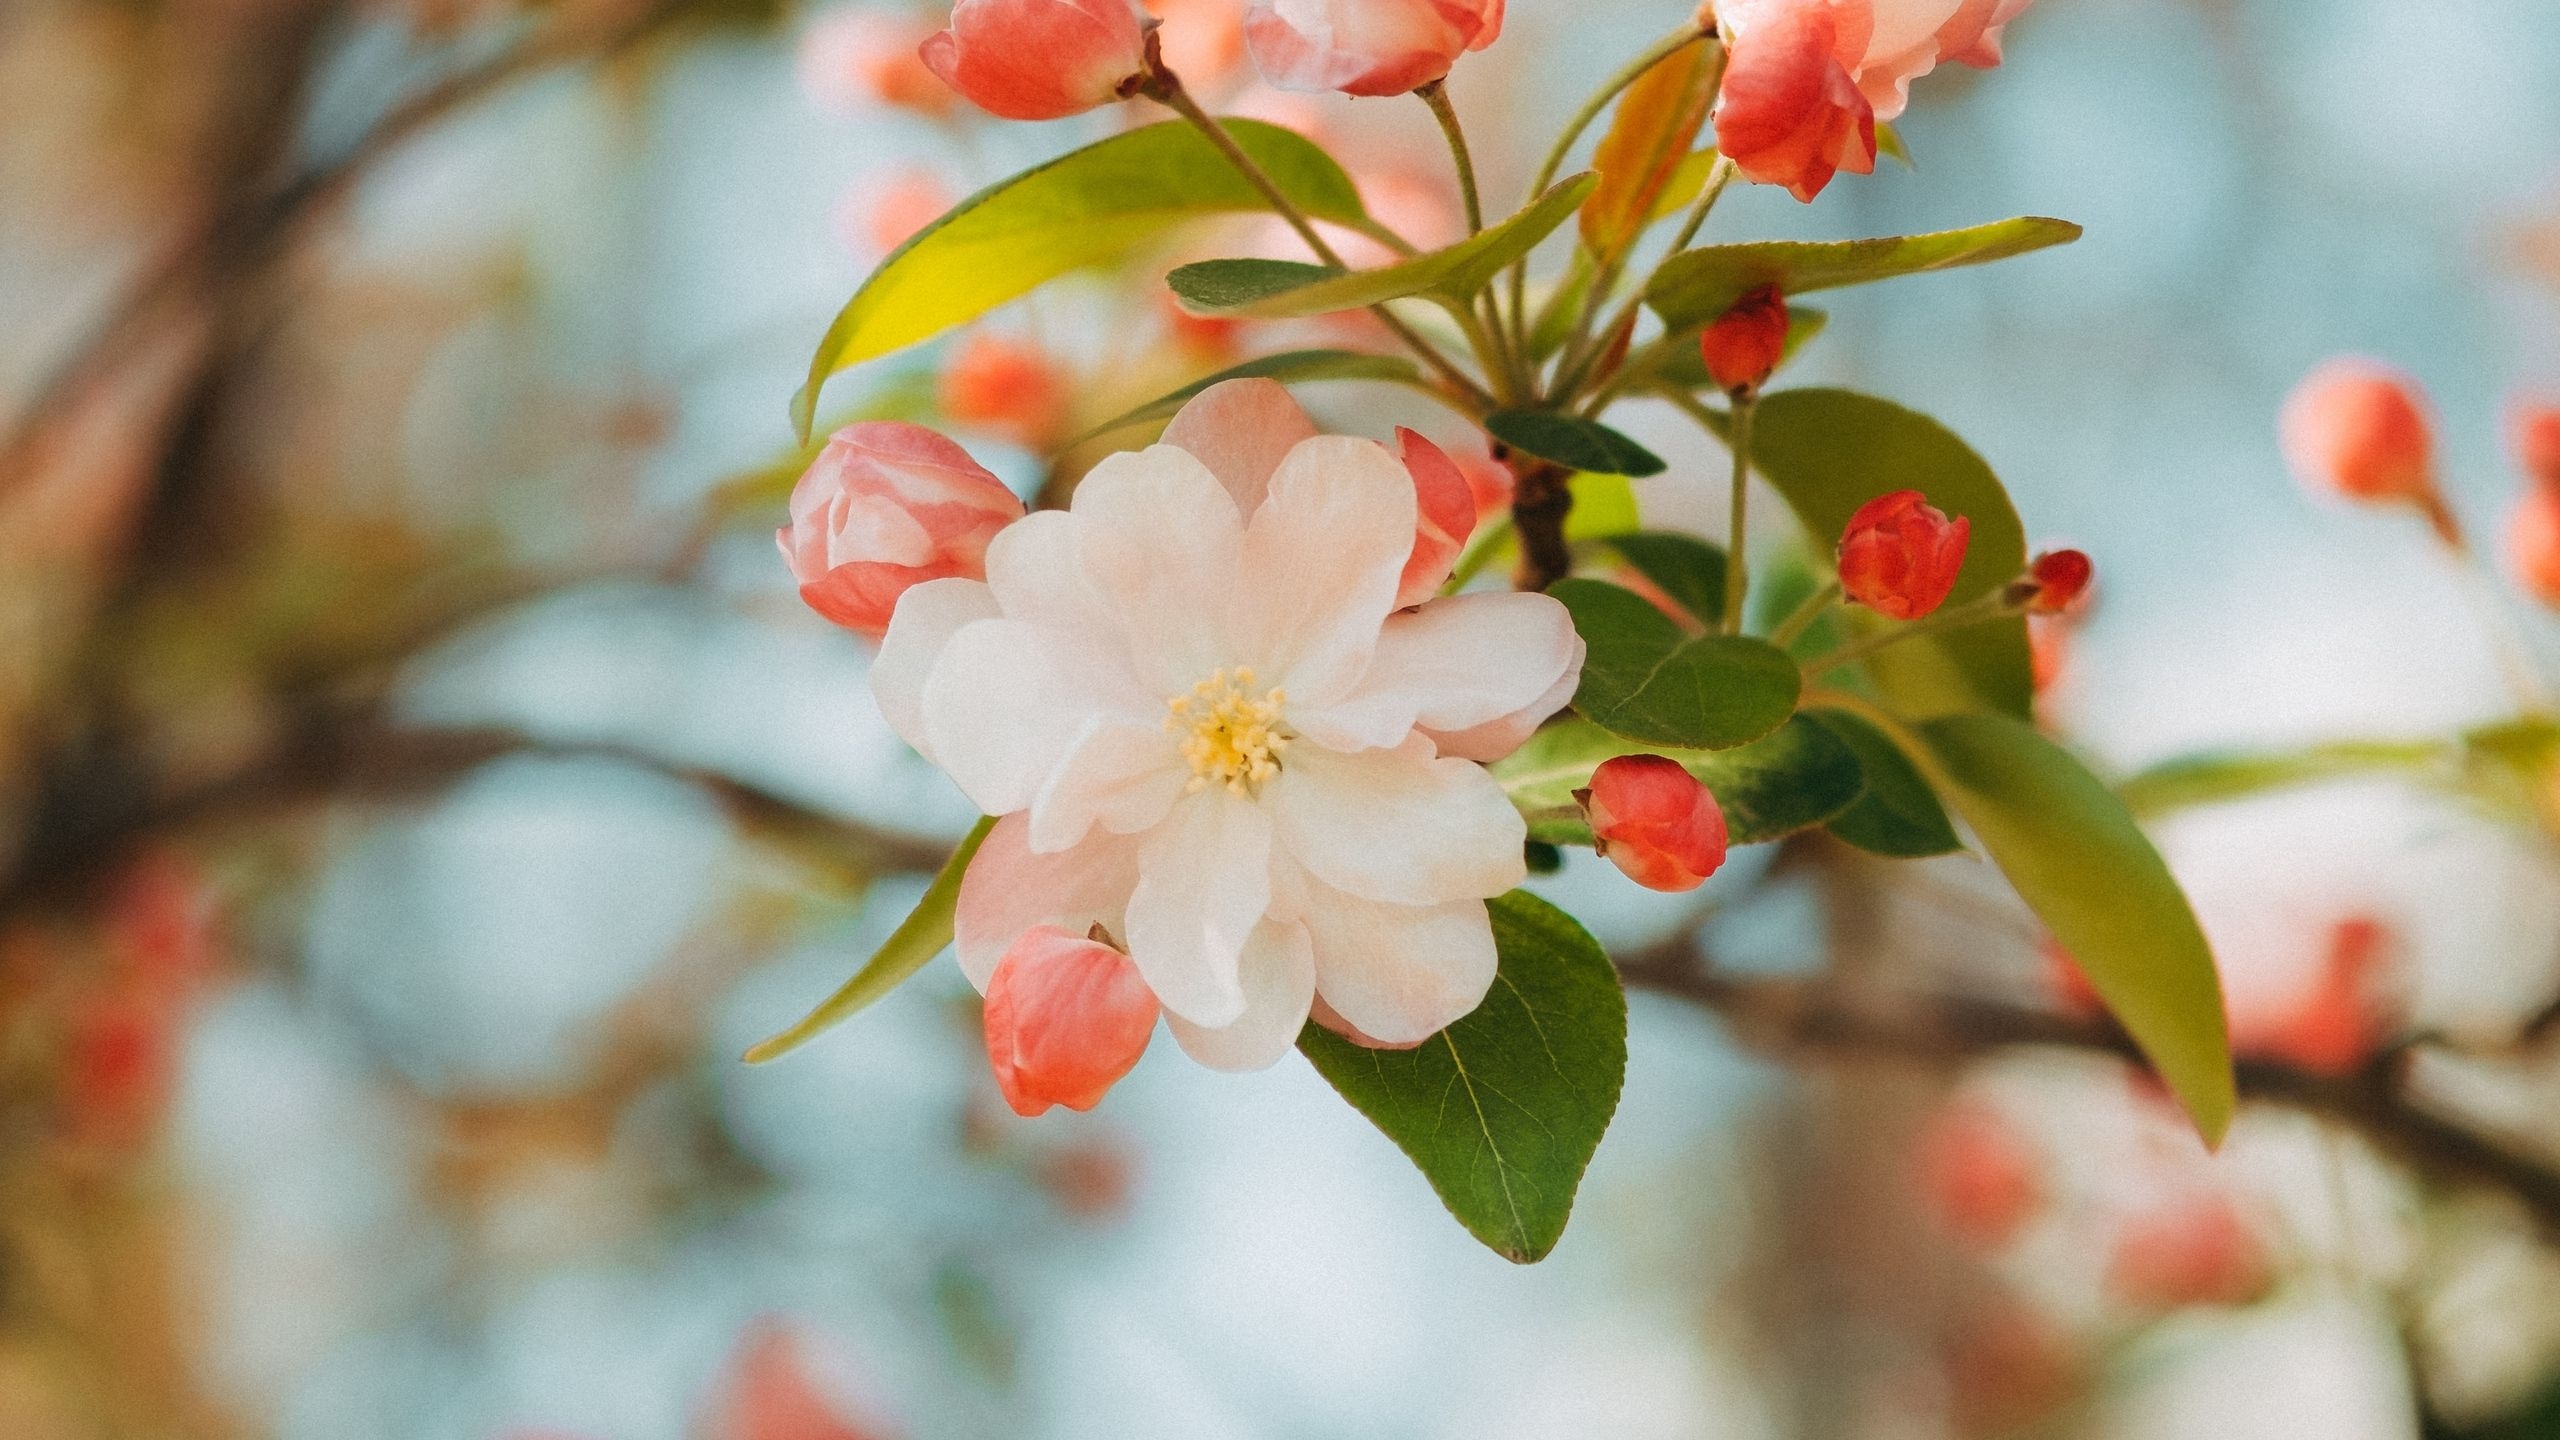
[2019,548,2092,615]
[1579,754,1729,892]
[921,0,1152,122]
[1698,285,1791,394]
[2513,400,2560,493]
[982,926,1160,1116]
[1838,489,1970,620]
[2280,358,2455,540]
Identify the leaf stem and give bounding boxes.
[1146,67,1494,411]
[1417,80,1484,235]
[1769,580,1840,648]
[1797,589,2020,681]
[1723,394,1755,633]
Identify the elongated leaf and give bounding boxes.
[1582,41,1717,258]
[1489,410,1666,477]
[1169,174,1600,319]
[1876,122,1913,169]
[1807,709,1960,857]
[1551,578,1800,749]
[743,817,996,1063]
[1073,350,1427,443]
[1743,389,2032,718]
[1915,713,2233,1143]
[1601,532,1727,627]
[2116,740,2454,817]
[1300,890,1627,1263]
[1495,715,1863,847]
[795,119,1368,438]
[1644,217,2081,333]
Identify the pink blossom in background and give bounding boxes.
[922,0,1152,121]
[708,1321,891,1440]
[797,6,955,116]
[937,333,1070,449]
[983,925,1163,1115]
[872,379,1581,1068]
[2280,357,2453,539]
[833,167,953,259]
[1244,0,1505,98]
[777,421,1024,638]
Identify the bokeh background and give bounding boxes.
[8,0,2560,1435]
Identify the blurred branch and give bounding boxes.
[1621,946,2560,1241]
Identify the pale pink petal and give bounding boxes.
[1294,591,1582,755]
[1160,378,1319,516]
[1165,918,1316,1070]
[1393,429,1478,609]
[1422,635,1584,762]
[1071,444,1247,693]
[1028,716,1188,853]
[1298,880,1496,1045]
[984,509,1152,706]
[1270,736,1525,907]
[1125,790,1274,1027]
[870,577,999,761]
[1236,435,1416,709]
[955,813,1142,988]
[920,618,1099,816]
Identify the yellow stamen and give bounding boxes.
[1165,667,1293,796]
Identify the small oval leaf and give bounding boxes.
[1551,578,1800,748]
[1805,708,1961,857]
[743,817,996,1063]
[1601,531,1728,627]
[1300,890,1628,1264]
[1488,410,1667,477]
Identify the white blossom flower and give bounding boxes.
[871,380,1584,1069]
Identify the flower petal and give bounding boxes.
[1071,444,1247,693]
[1421,636,1584,762]
[1165,918,1316,1071]
[871,577,999,761]
[1125,789,1274,1028]
[920,617,1097,815]
[1160,378,1318,516]
[1270,736,1526,907]
[1299,883,1496,1046]
[954,813,1141,988]
[1237,435,1416,707]
[1028,715,1188,853]
[1294,591,1582,755]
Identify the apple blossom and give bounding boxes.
[777,421,1025,638]
[1916,1098,2042,1249]
[938,333,1070,449]
[872,379,1582,1069]
[1699,284,1792,395]
[1244,0,1505,98]
[982,925,1162,1115]
[921,0,1153,122]
[1579,754,1730,893]
[2280,357,2455,540]
[1839,489,1970,619]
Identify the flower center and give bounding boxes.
[1166,666,1292,796]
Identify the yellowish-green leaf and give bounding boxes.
[794,119,1368,439]
[1071,349,1428,444]
[1644,217,2082,333]
[743,817,996,1063]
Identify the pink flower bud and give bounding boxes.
[921,0,1152,121]
[2280,358,2455,539]
[982,926,1161,1116]
[2018,548,2092,615]
[710,1321,888,1440]
[777,422,1024,638]
[1916,1098,2043,1250]
[937,333,1070,449]
[1698,284,1791,394]
[2104,1192,2271,1311]
[1713,0,1876,203]
[1839,489,1970,620]
[1580,754,1730,893]
[799,7,957,116]
[1244,0,1504,98]
[1393,428,1480,609]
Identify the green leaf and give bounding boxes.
[1876,122,1913,169]
[1601,532,1728,627]
[1651,306,1829,391]
[2116,741,2454,818]
[1644,216,2081,334]
[1550,578,1801,749]
[794,119,1368,439]
[742,817,996,1063]
[1496,715,1865,847]
[1300,890,1627,1264]
[1072,349,1427,444]
[1169,174,1600,319]
[1913,713,2233,1143]
[1488,410,1667,478]
[1806,709,1960,857]
[1744,389,2032,718]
